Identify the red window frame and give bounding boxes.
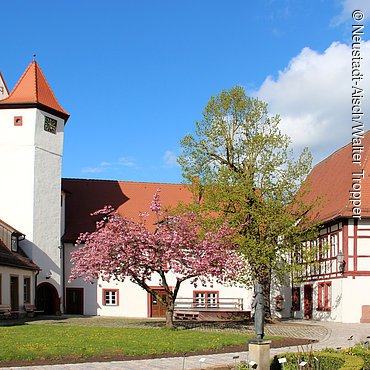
[317,282,331,311]
[193,290,219,308]
[14,116,23,126]
[102,289,119,306]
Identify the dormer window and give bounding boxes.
[11,234,18,252]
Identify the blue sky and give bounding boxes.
[1,0,369,183]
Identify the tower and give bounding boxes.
[0,61,69,313]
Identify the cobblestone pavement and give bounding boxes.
[2,320,370,370]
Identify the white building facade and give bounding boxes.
[0,61,69,315]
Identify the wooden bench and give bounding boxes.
[24,304,43,317]
[0,304,11,319]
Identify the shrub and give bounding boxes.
[351,346,370,369]
[339,354,364,369]
[271,351,364,370]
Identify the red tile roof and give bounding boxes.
[304,130,370,223]
[62,179,194,242]
[0,61,69,121]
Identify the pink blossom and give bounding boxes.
[69,191,245,326]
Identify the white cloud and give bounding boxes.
[81,157,137,174]
[332,0,370,25]
[81,166,107,174]
[118,157,135,167]
[163,150,179,167]
[255,41,370,163]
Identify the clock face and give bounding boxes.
[44,116,57,134]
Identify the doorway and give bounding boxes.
[304,284,313,319]
[66,288,84,314]
[10,276,19,311]
[149,289,169,318]
[36,282,60,315]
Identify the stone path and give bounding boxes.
[2,320,370,370]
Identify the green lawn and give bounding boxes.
[0,324,257,363]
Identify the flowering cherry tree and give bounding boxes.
[69,191,245,328]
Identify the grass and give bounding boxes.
[0,321,270,363]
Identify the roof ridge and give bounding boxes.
[34,62,38,102]
[5,62,34,101]
[62,177,184,185]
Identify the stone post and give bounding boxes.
[248,339,271,369]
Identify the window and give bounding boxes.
[330,234,338,259]
[103,289,119,306]
[317,282,331,311]
[23,277,31,304]
[320,236,329,259]
[14,116,23,126]
[311,240,319,261]
[193,291,219,308]
[0,274,2,304]
[11,235,18,252]
[291,287,300,311]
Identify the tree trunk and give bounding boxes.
[258,269,272,320]
[262,275,271,319]
[165,301,175,329]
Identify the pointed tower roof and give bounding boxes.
[0,61,69,121]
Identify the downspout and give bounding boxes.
[61,240,66,314]
[34,269,40,306]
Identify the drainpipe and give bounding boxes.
[61,240,66,313]
[34,269,40,306]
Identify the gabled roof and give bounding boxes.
[0,218,23,236]
[0,71,9,100]
[304,130,370,223]
[0,240,39,271]
[62,179,194,242]
[0,219,38,270]
[0,61,69,121]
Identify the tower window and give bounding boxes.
[14,116,23,126]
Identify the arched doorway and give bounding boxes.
[36,282,61,315]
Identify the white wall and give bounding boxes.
[65,242,252,317]
[341,277,370,323]
[0,108,37,239]
[0,107,64,298]
[0,266,36,309]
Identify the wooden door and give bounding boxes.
[66,288,84,314]
[304,284,313,319]
[10,276,19,311]
[150,290,169,317]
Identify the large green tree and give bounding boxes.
[178,86,318,315]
